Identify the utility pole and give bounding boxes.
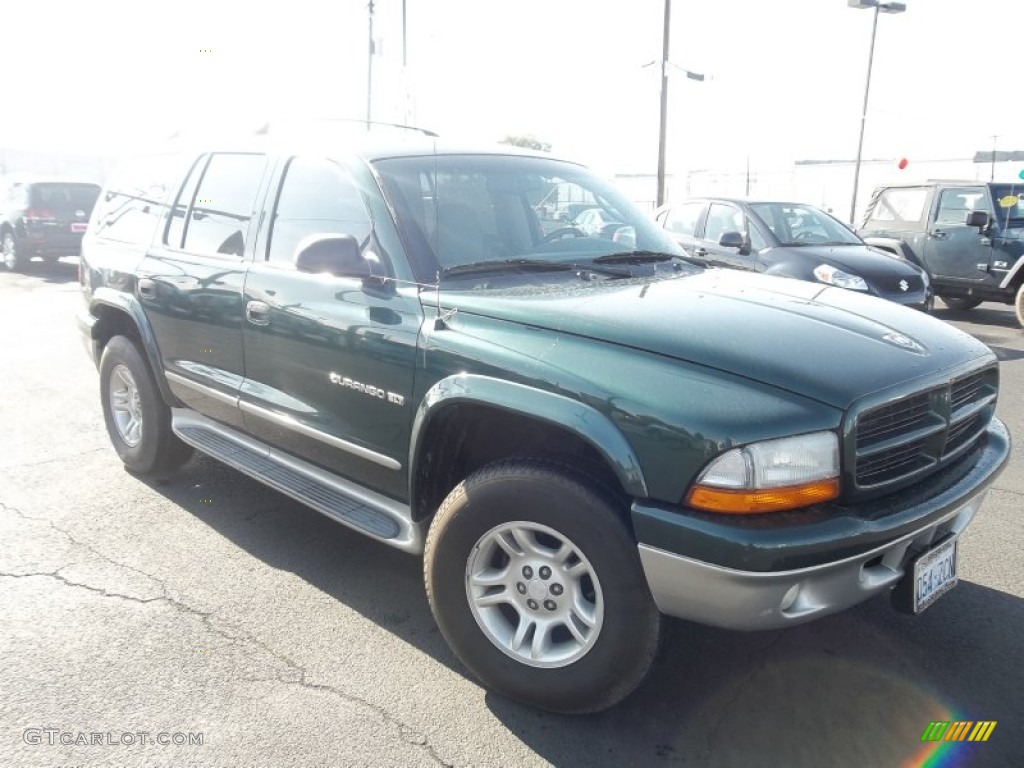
[367,0,375,130]
[656,0,671,209]
[990,134,998,181]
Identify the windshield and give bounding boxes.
[990,184,1024,226]
[372,154,684,282]
[749,202,862,246]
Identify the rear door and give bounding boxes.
[925,186,994,282]
[139,151,272,430]
[240,155,423,500]
[659,201,706,257]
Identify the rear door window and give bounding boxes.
[92,154,190,246]
[178,153,267,258]
[868,187,929,226]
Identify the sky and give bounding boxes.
[2,0,1023,178]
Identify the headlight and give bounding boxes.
[813,264,869,291]
[686,431,840,514]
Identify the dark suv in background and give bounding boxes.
[858,181,1024,327]
[1,176,101,270]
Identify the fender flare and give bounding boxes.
[89,286,178,407]
[409,374,649,499]
[998,254,1024,290]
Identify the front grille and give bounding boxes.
[852,366,996,492]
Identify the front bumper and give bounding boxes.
[634,418,1009,630]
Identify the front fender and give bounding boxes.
[90,286,177,407]
[998,253,1024,290]
[409,374,649,498]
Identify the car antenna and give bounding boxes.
[433,270,457,330]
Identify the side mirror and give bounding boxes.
[965,210,990,230]
[294,234,371,278]
[718,231,745,249]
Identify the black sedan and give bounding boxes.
[654,198,933,310]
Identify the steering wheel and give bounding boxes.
[542,227,585,244]
[793,231,827,242]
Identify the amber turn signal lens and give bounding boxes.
[687,478,840,514]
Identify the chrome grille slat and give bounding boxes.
[853,366,996,491]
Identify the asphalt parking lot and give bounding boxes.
[1,259,1021,768]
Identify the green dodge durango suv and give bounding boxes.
[77,127,1011,713]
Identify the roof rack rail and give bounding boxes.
[253,118,439,138]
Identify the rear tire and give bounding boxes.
[424,459,661,714]
[99,336,193,478]
[2,231,26,271]
[940,296,982,311]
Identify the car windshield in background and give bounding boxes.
[31,183,101,209]
[750,202,862,246]
[372,154,683,281]
[990,184,1024,225]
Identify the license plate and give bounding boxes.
[913,536,958,613]
[71,222,88,233]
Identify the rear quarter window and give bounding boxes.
[92,154,191,246]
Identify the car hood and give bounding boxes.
[441,270,992,409]
[777,244,924,278]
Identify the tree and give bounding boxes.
[500,135,552,153]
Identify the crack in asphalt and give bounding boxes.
[0,501,454,768]
[703,632,784,758]
[0,445,107,470]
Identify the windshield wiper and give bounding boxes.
[593,250,704,268]
[441,258,575,277]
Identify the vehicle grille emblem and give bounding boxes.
[899,279,908,292]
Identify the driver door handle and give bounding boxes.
[245,300,270,326]
[694,248,708,257]
[929,230,947,239]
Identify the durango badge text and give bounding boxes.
[329,372,404,405]
[76,125,1011,714]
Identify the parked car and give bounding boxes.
[655,197,933,310]
[1,176,102,270]
[858,181,1024,327]
[77,130,1008,714]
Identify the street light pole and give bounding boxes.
[367,0,375,130]
[656,0,671,209]
[848,0,906,225]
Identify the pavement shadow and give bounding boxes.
[4,257,80,284]
[932,304,1019,331]
[145,456,1023,767]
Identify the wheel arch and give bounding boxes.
[409,375,648,523]
[89,288,178,407]
[998,254,1024,291]
[863,237,923,268]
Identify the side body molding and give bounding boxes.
[409,374,649,499]
[89,286,177,406]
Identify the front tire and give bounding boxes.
[99,336,193,478]
[940,295,982,311]
[1015,282,1024,329]
[424,459,661,714]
